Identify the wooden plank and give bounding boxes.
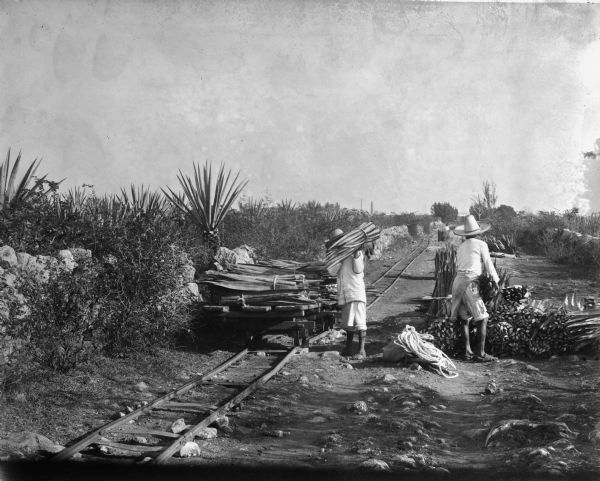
[220,310,306,319]
[201,305,229,313]
[244,320,315,332]
[273,304,316,311]
[52,349,249,461]
[242,305,272,312]
[152,347,300,463]
[93,440,165,453]
[111,425,180,439]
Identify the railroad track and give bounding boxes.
[366,237,430,307]
[52,237,431,464]
[52,346,301,464]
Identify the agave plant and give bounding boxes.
[239,197,267,221]
[0,148,44,210]
[119,184,167,219]
[163,162,248,249]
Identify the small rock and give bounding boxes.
[256,352,266,357]
[360,459,390,472]
[525,364,540,373]
[321,351,340,358]
[212,415,230,429]
[382,373,397,383]
[134,436,148,444]
[281,371,291,376]
[398,441,414,450]
[409,363,422,371]
[125,406,134,414]
[171,418,190,434]
[391,454,417,469]
[134,382,149,392]
[529,447,551,458]
[139,457,152,463]
[195,427,218,440]
[322,433,343,446]
[179,441,201,457]
[347,401,368,414]
[343,363,354,370]
[0,246,17,269]
[485,381,498,395]
[298,375,310,384]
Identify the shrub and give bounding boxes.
[4,260,100,372]
[430,202,458,224]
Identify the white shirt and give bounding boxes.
[327,251,366,305]
[456,238,499,283]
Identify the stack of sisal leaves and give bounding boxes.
[325,222,381,270]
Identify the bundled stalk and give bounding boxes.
[427,245,457,317]
[325,222,381,270]
[199,270,309,291]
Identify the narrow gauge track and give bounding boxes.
[366,237,430,307]
[52,347,299,464]
[52,237,431,464]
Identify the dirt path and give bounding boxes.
[2,236,598,480]
[166,239,600,477]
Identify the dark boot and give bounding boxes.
[342,330,354,357]
[356,330,366,359]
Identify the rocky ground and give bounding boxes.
[1,236,599,480]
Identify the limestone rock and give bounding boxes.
[179,441,201,457]
[68,248,92,262]
[347,401,368,414]
[195,427,217,440]
[0,246,17,269]
[178,265,196,284]
[0,432,64,455]
[185,282,200,298]
[57,250,76,271]
[392,454,417,469]
[232,245,256,264]
[171,418,190,434]
[214,247,237,268]
[360,459,390,472]
[16,253,34,269]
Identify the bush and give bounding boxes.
[4,261,100,372]
[431,202,458,224]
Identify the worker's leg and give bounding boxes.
[357,330,366,358]
[475,316,488,357]
[342,330,354,357]
[462,318,474,358]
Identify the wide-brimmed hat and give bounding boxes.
[453,215,490,236]
[325,228,344,249]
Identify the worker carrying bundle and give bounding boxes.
[326,223,380,359]
[325,222,381,270]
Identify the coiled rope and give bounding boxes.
[395,325,459,378]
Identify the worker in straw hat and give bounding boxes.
[450,215,499,362]
[326,228,368,359]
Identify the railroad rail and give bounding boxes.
[52,346,300,464]
[366,237,430,307]
[52,237,432,464]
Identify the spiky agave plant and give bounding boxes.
[0,148,44,210]
[163,162,248,250]
[119,184,167,219]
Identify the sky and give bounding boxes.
[1,0,600,215]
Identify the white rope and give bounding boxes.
[395,325,459,378]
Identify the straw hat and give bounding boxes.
[325,228,344,249]
[453,215,490,236]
